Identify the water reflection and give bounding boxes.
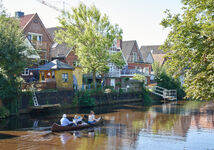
[0,101,214,149]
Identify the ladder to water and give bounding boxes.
[147,86,177,101]
[32,91,39,106]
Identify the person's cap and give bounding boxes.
[63,114,67,118]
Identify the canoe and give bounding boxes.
[51,117,103,132]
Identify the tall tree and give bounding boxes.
[161,0,214,100]
[55,3,123,85]
[0,10,31,113]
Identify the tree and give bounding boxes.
[55,3,123,86]
[152,62,185,99]
[0,10,31,113]
[133,74,146,83]
[161,0,214,100]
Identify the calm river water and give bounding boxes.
[0,101,214,150]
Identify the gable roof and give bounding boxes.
[47,27,72,58]
[39,59,74,70]
[140,45,166,63]
[140,48,152,63]
[152,54,166,65]
[19,14,35,29]
[122,40,137,61]
[19,13,53,43]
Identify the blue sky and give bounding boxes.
[2,0,182,46]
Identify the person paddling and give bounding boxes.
[60,114,76,126]
[88,111,97,124]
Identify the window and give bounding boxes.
[52,71,55,79]
[62,73,68,82]
[73,61,80,67]
[22,68,29,76]
[143,67,149,76]
[41,72,45,80]
[27,35,32,41]
[28,32,43,43]
[40,60,47,65]
[32,35,37,41]
[37,36,42,43]
[132,52,137,62]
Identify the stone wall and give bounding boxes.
[20,90,143,109]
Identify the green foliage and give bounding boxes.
[74,90,96,107]
[124,77,129,82]
[133,74,146,83]
[110,52,126,68]
[104,85,114,90]
[0,10,32,113]
[78,91,95,107]
[55,3,122,86]
[0,106,9,119]
[152,62,185,99]
[140,82,152,105]
[116,82,121,88]
[161,0,214,100]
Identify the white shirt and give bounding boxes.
[73,116,83,124]
[88,114,95,122]
[60,117,72,126]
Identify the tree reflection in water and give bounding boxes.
[0,101,214,149]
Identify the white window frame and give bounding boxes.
[62,73,68,82]
[28,32,43,43]
[22,68,29,76]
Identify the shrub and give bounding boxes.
[78,91,95,107]
[0,107,9,119]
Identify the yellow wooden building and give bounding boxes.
[39,59,74,89]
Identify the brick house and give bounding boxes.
[17,11,53,82]
[121,40,152,85]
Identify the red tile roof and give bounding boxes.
[19,14,35,29]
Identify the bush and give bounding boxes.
[78,91,95,107]
[140,82,152,105]
[152,62,185,99]
[0,107,9,119]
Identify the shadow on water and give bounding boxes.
[0,133,18,140]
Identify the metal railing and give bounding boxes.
[147,85,177,101]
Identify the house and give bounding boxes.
[39,59,74,89]
[140,45,166,65]
[17,11,53,82]
[47,27,83,89]
[22,38,40,82]
[18,11,53,62]
[121,40,152,85]
[105,39,127,88]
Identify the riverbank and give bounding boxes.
[19,90,143,114]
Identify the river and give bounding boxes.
[0,101,214,150]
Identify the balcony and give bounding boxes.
[121,69,145,77]
[31,41,49,50]
[105,71,120,77]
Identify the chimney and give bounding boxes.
[117,39,122,50]
[15,11,24,18]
